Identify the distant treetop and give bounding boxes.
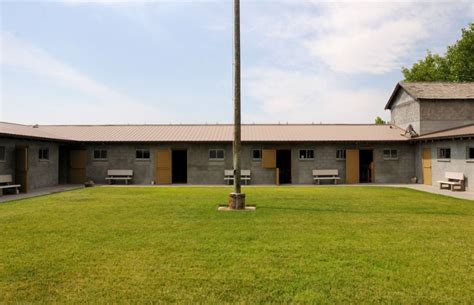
[402,23,474,82]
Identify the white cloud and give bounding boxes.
[244,67,388,123]
[241,1,471,124]
[1,31,124,100]
[251,1,471,74]
[0,31,169,124]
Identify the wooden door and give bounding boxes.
[15,146,29,193]
[262,149,276,168]
[69,150,87,184]
[422,148,432,185]
[346,149,360,184]
[156,149,172,184]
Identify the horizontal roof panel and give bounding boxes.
[1,122,410,142]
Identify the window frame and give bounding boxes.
[437,147,451,161]
[209,149,225,161]
[299,149,314,160]
[382,149,399,160]
[93,149,108,161]
[252,149,262,161]
[0,146,5,162]
[467,147,474,162]
[135,149,151,160]
[336,149,346,160]
[39,147,50,161]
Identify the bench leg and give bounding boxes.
[15,188,19,195]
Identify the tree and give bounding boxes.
[402,23,474,82]
[375,117,387,125]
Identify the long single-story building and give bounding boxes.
[1,81,473,192]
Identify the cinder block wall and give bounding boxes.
[420,101,474,135]
[82,142,416,185]
[390,90,421,134]
[0,138,59,191]
[417,139,474,191]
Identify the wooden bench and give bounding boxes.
[105,170,133,185]
[313,169,340,185]
[224,170,252,185]
[437,172,465,191]
[0,174,21,196]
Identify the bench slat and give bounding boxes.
[0,184,21,189]
[107,170,133,176]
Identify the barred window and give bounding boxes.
[39,148,49,161]
[252,149,262,160]
[383,149,398,160]
[299,149,314,160]
[209,149,225,160]
[136,149,150,160]
[93,149,107,160]
[336,149,346,160]
[438,148,451,160]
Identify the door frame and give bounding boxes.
[171,149,187,184]
[276,149,292,184]
[15,145,29,193]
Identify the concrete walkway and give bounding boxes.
[384,184,474,201]
[0,185,84,203]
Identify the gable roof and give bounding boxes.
[385,81,474,110]
[414,124,474,140]
[0,122,410,142]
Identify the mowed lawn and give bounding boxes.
[0,187,473,304]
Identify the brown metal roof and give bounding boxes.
[385,81,474,109]
[0,122,70,141]
[414,124,474,140]
[0,122,410,142]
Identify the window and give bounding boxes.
[136,149,150,160]
[299,149,314,160]
[467,147,474,160]
[252,149,262,160]
[209,149,225,160]
[336,149,346,160]
[39,148,49,161]
[437,148,451,160]
[0,146,5,161]
[93,149,107,160]
[383,149,398,160]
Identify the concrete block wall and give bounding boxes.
[372,142,416,184]
[417,139,474,191]
[390,90,420,134]
[82,142,418,185]
[0,139,16,178]
[0,138,59,191]
[419,100,474,135]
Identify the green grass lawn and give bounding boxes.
[0,187,473,304]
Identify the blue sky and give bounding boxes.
[0,0,472,124]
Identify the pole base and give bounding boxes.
[228,192,246,209]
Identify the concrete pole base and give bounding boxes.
[228,192,246,209]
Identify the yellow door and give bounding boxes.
[422,148,432,185]
[262,149,276,168]
[156,149,172,184]
[69,150,87,184]
[346,149,360,184]
[15,146,29,193]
